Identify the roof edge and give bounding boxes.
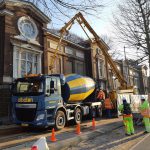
[0,0,51,23]
[44,28,89,50]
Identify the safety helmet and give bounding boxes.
[122,97,126,101]
[122,97,127,103]
[141,96,145,100]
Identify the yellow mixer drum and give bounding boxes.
[63,74,95,102]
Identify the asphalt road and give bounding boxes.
[131,133,150,150]
[66,123,147,150]
[2,117,148,150]
[2,118,123,150]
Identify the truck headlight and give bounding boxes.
[36,114,45,121]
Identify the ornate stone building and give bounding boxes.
[0,0,148,121]
[111,60,148,94]
[44,31,87,76]
[90,40,108,90]
[0,0,50,117]
[0,0,89,119]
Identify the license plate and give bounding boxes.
[21,123,29,127]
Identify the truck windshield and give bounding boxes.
[12,79,44,96]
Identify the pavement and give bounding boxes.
[0,124,18,130]
[130,133,150,150]
[3,119,123,150]
[0,117,11,125]
[0,124,22,137]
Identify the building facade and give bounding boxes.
[0,0,148,120]
[79,39,109,90]
[107,61,121,91]
[44,31,87,76]
[0,0,50,117]
[137,65,148,94]
[90,41,107,90]
[112,60,148,94]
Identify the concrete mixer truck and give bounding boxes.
[11,74,102,130]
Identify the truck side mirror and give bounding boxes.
[50,80,54,94]
[46,89,50,93]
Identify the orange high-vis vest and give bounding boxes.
[123,114,133,118]
[97,90,105,100]
[104,98,113,109]
[140,101,150,118]
[140,109,150,118]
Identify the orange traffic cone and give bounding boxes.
[50,128,57,142]
[92,118,96,130]
[31,145,38,150]
[76,123,81,135]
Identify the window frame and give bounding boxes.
[13,48,41,79]
[98,58,104,78]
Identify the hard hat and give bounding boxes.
[122,97,126,101]
[122,97,127,103]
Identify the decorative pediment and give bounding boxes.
[0,9,14,16]
[0,0,50,23]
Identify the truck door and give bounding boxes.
[45,77,62,108]
[45,77,63,127]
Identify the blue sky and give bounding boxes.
[47,0,125,58]
[46,0,148,64]
[48,0,128,60]
[49,0,117,39]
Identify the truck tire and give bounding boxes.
[55,110,66,130]
[74,108,82,124]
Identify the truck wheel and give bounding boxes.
[74,108,82,124]
[55,111,66,130]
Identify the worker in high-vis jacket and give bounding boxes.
[104,95,113,118]
[118,98,134,136]
[97,89,105,102]
[139,96,150,133]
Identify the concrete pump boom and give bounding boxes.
[49,12,127,88]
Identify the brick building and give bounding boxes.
[0,0,148,122]
[89,40,108,90]
[44,31,87,76]
[0,0,50,118]
[137,65,148,94]
[0,0,92,120]
[78,39,109,90]
[112,60,148,94]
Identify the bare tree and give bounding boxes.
[112,0,150,62]
[101,34,114,50]
[112,0,150,93]
[101,34,124,59]
[24,0,104,25]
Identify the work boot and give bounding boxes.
[125,133,131,136]
[143,131,149,134]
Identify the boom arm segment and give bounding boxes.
[50,12,127,88]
